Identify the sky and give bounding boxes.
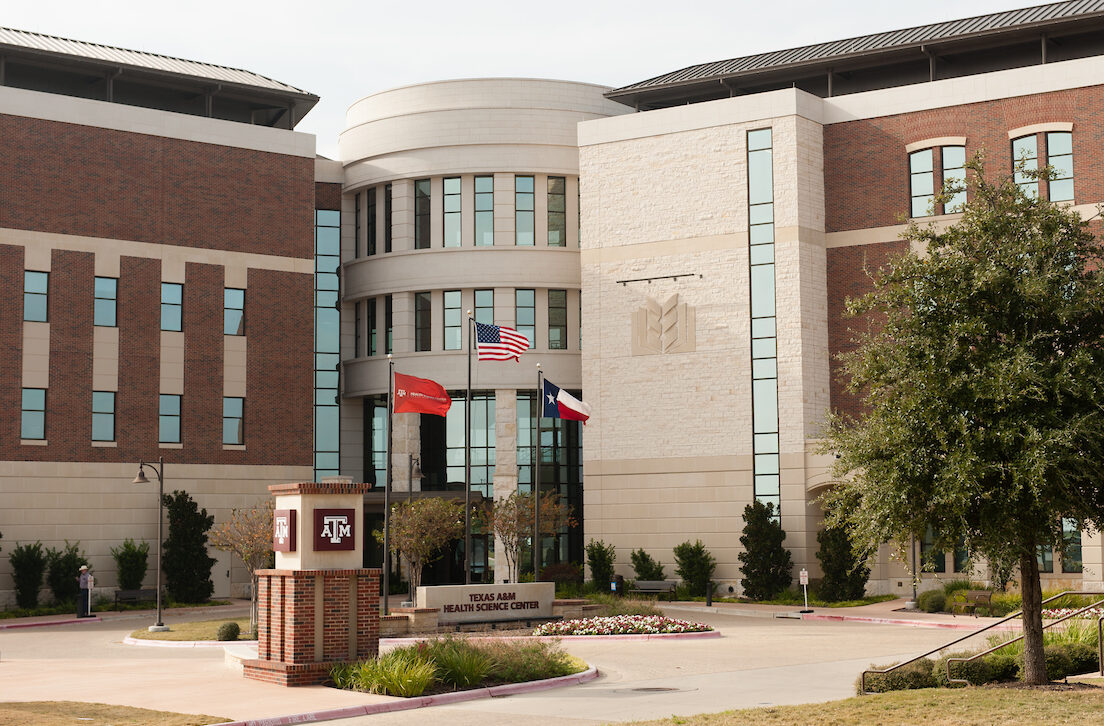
[4,0,1041,158]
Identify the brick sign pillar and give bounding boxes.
[243,480,380,686]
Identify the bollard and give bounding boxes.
[706,581,713,607]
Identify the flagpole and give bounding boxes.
[464,311,473,584]
[384,355,393,616]
[534,363,543,581]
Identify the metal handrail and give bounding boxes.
[946,595,1104,684]
[860,590,1102,694]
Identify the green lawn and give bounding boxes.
[128,617,252,641]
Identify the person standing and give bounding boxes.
[76,564,93,618]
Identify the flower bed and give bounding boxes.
[1042,607,1104,620]
[534,615,713,636]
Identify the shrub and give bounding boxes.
[917,589,946,613]
[586,592,662,617]
[216,622,240,641]
[539,562,583,587]
[45,541,88,604]
[110,539,150,591]
[1064,642,1099,675]
[941,579,974,596]
[737,501,791,600]
[990,592,1021,616]
[1017,644,1073,681]
[585,539,617,588]
[162,490,216,603]
[360,648,438,697]
[860,659,937,693]
[674,540,717,598]
[9,542,48,608]
[986,652,1020,682]
[423,639,492,688]
[480,638,578,683]
[933,652,997,687]
[815,525,870,602]
[629,549,666,581]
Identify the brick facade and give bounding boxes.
[316,181,341,211]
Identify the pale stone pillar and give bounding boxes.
[391,178,414,252]
[493,388,519,583]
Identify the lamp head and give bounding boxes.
[132,467,150,485]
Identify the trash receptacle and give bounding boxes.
[610,574,624,596]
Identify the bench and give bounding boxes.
[114,588,158,610]
[950,589,993,617]
[627,580,677,601]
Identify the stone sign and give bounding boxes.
[418,583,555,624]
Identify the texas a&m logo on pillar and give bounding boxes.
[273,509,297,552]
[313,508,356,551]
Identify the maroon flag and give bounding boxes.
[393,372,452,416]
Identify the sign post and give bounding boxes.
[799,568,812,613]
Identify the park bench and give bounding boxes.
[950,589,993,617]
[114,588,158,610]
[627,580,678,601]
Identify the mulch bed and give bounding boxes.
[984,681,1101,691]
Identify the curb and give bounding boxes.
[801,613,1021,630]
[546,629,720,642]
[0,616,102,630]
[210,665,599,726]
[123,636,259,648]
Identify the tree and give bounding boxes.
[738,501,792,600]
[815,525,870,602]
[110,539,150,591]
[488,490,575,583]
[9,541,47,609]
[161,490,216,603]
[822,157,1104,684]
[585,539,616,588]
[379,498,464,602]
[630,548,666,581]
[45,541,88,604]
[673,540,716,596]
[210,499,274,635]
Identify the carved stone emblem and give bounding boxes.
[631,294,696,355]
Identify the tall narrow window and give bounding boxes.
[223,396,243,445]
[24,271,48,322]
[415,292,432,352]
[444,177,461,247]
[414,179,431,249]
[354,192,361,258]
[385,295,393,354]
[161,282,182,331]
[367,298,377,356]
[1061,519,1082,573]
[354,301,362,358]
[1047,131,1074,202]
[1012,135,1038,198]
[909,148,934,217]
[224,288,244,336]
[444,290,462,350]
[474,289,494,325]
[384,183,393,253]
[314,209,341,479]
[515,289,535,347]
[921,526,947,573]
[366,395,388,485]
[21,388,46,440]
[93,276,117,327]
[475,176,493,246]
[367,187,377,256]
[92,391,114,442]
[159,394,181,444]
[942,146,967,212]
[515,175,534,245]
[547,177,566,247]
[548,289,567,349]
[1037,545,1054,573]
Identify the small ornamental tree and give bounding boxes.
[585,539,617,588]
[161,490,216,603]
[822,157,1104,684]
[814,525,870,602]
[9,541,48,609]
[110,539,150,591]
[489,490,575,583]
[380,498,464,601]
[738,501,792,600]
[630,548,666,581]
[45,541,89,604]
[210,499,274,635]
[673,540,716,596]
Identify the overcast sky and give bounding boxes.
[6,0,1038,158]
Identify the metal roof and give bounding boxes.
[0,25,312,97]
[609,0,1104,100]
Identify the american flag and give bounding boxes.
[475,321,530,361]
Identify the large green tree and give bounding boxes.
[823,157,1104,684]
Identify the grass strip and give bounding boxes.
[0,701,228,726]
[127,617,251,641]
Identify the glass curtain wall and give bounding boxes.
[314,209,341,479]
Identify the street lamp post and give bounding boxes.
[133,457,170,632]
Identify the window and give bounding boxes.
[160,282,182,331]
[446,392,496,497]
[385,295,393,354]
[548,177,566,246]
[1012,135,1038,198]
[21,388,45,439]
[315,209,341,479]
[548,290,567,349]
[94,277,117,327]
[942,146,967,212]
[92,391,114,442]
[367,298,377,356]
[515,290,535,347]
[444,177,461,247]
[366,395,387,485]
[223,397,243,445]
[920,526,946,573]
[1061,519,1082,574]
[224,288,244,336]
[414,179,431,249]
[354,301,362,358]
[515,175,534,245]
[909,149,934,217]
[474,289,494,325]
[475,176,493,246]
[367,187,377,256]
[159,394,181,443]
[354,192,361,258]
[1037,544,1054,574]
[24,271,48,322]
[414,291,431,352]
[444,290,462,350]
[1047,131,1073,202]
[384,183,393,253]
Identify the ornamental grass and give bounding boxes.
[534,615,713,636]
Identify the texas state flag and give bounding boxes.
[542,379,591,423]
